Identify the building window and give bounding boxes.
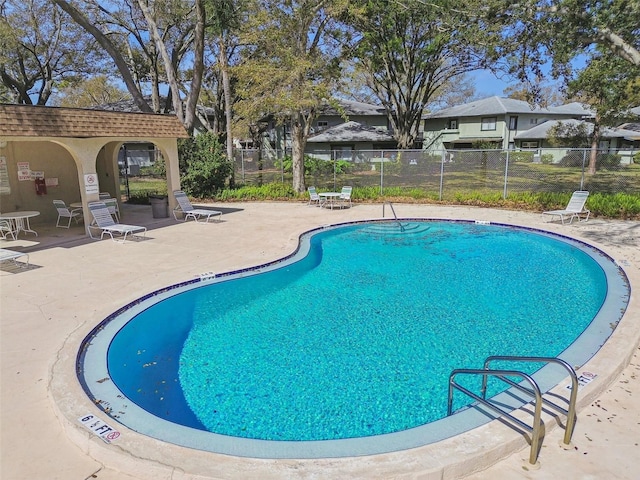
[331,145,354,160]
[529,118,539,125]
[448,119,458,129]
[481,117,497,131]
[317,121,328,128]
[521,141,539,149]
[509,116,518,130]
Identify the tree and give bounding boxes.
[234,0,349,193]
[51,76,129,107]
[503,82,567,107]
[51,0,152,112]
[427,73,479,111]
[52,0,208,132]
[345,0,487,148]
[547,122,590,148]
[482,0,640,99]
[0,0,105,105]
[207,0,246,174]
[565,54,640,174]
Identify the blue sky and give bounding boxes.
[470,70,514,98]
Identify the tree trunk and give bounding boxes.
[136,0,184,125]
[184,0,206,133]
[291,116,307,193]
[219,35,235,187]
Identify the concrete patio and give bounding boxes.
[1,201,638,479]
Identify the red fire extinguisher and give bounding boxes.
[35,178,47,195]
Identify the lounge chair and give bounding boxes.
[173,190,222,223]
[542,191,591,224]
[88,202,147,242]
[53,200,83,228]
[103,198,120,222]
[339,186,353,208]
[308,186,322,206]
[0,248,29,267]
[0,220,16,240]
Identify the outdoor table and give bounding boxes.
[0,211,40,237]
[70,202,83,209]
[319,192,342,210]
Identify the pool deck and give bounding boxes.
[1,201,638,480]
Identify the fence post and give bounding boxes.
[439,149,446,201]
[280,149,285,184]
[241,149,245,184]
[333,150,337,191]
[503,149,510,199]
[581,149,587,190]
[380,150,384,195]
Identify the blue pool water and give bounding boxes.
[98,221,616,445]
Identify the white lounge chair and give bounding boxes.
[0,220,16,240]
[339,186,353,208]
[308,186,322,206]
[542,191,591,224]
[53,200,83,228]
[88,202,147,242]
[103,198,120,222]
[173,190,222,223]
[0,248,29,267]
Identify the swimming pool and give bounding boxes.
[78,220,630,458]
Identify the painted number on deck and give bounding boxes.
[78,414,121,443]
[566,371,597,391]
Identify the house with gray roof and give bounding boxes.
[261,99,397,159]
[422,96,593,152]
[515,118,640,163]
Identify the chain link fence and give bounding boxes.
[233,148,640,199]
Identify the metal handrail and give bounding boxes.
[447,355,580,465]
[481,356,578,446]
[382,201,405,231]
[448,369,544,465]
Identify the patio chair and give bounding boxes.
[88,201,147,242]
[0,248,29,267]
[103,198,120,222]
[173,190,222,223]
[0,220,16,240]
[53,200,83,228]
[542,191,591,224]
[99,192,111,200]
[308,186,322,206]
[339,186,353,208]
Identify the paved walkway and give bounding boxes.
[1,202,638,479]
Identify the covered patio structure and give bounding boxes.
[0,104,188,234]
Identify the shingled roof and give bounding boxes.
[0,104,189,139]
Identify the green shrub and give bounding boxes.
[559,150,585,167]
[216,183,297,201]
[596,153,621,169]
[178,133,233,198]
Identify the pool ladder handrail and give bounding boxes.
[447,355,578,465]
[382,201,405,231]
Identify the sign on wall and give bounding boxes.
[17,162,31,181]
[0,157,10,194]
[84,173,99,194]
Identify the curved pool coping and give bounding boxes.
[50,217,637,479]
